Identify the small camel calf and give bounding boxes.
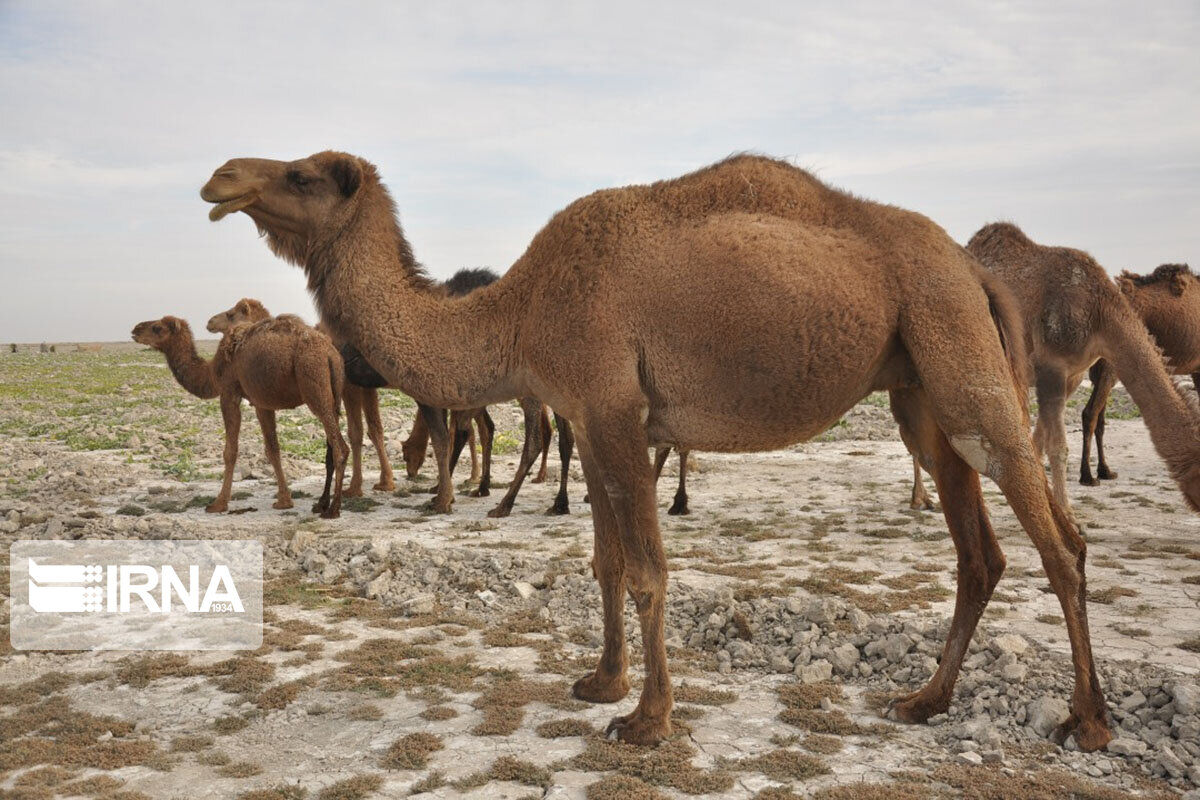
[133,307,348,518]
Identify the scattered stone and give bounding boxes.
[1025,696,1070,739]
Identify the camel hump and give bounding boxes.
[1123,263,1194,291]
[444,268,500,297]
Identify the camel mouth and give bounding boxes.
[207,192,258,222]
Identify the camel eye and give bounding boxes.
[226,312,234,319]
[287,171,315,190]
[152,325,162,334]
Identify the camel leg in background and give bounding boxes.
[548,413,574,515]
[255,407,293,509]
[1080,360,1118,485]
[342,384,366,497]
[532,404,552,483]
[471,410,495,498]
[207,394,242,514]
[360,387,395,491]
[486,397,545,518]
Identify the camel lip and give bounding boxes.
[205,191,258,222]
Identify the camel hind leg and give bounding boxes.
[532,404,552,483]
[360,388,395,491]
[470,410,495,498]
[419,404,454,513]
[1080,360,1118,485]
[887,388,1005,721]
[909,456,935,510]
[207,393,242,514]
[900,309,1111,751]
[486,397,544,518]
[548,413,574,515]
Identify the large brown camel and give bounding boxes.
[1080,263,1200,485]
[203,151,1114,751]
[135,307,348,518]
[909,225,1200,516]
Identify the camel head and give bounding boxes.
[132,316,189,350]
[200,151,366,265]
[207,298,271,334]
[1118,264,1195,299]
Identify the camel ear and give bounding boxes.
[165,318,180,333]
[1171,273,1188,296]
[1117,274,1135,296]
[236,299,250,315]
[329,157,362,198]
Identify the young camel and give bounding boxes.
[133,312,349,517]
[211,298,397,498]
[910,225,1200,516]
[204,151,1117,751]
[1080,264,1200,485]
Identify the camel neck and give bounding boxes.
[162,334,217,400]
[310,194,524,408]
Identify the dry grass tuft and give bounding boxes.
[213,714,250,734]
[779,682,844,710]
[471,675,582,736]
[929,763,1151,799]
[585,774,669,800]
[1087,586,1137,604]
[237,785,308,800]
[219,761,264,778]
[170,734,213,753]
[314,774,383,800]
[536,717,595,738]
[418,705,458,721]
[381,732,443,770]
[674,684,737,706]
[731,748,829,781]
[488,755,552,788]
[570,736,734,794]
[801,734,844,754]
[347,704,384,721]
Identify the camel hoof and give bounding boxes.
[572,671,631,704]
[667,503,690,516]
[373,480,396,492]
[311,501,327,514]
[909,494,935,511]
[885,692,944,724]
[1055,716,1113,752]
[320,509,340,520]
[605,711,671,745]
[205,503,227,514]
[486,504,512,519]
[546,502,570,516]
[1079,474,1099,487]
[1097,469,1118,481]
[272,499,294,510]
[531,475,546,485]
[470,487,491,498]
[424,499,452,514]
[344,487,363,498]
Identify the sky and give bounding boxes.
[1,1,1197,342]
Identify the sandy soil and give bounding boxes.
[0,347,1197,799]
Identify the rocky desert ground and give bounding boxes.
[1,345,1198,800]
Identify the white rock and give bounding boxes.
[1000,662,1028,683]
[1119,690,1147,712]
[957,751,983,766]
[289,530,317,556]
[829,643,860,673]
[365,570,393,600]
[1172,683,1200,716]
[990,633,1028,658]
[798,659,833,684]
[1026,696,1070,738]
[512,580,536,599]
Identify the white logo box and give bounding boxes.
[10,540,262,651]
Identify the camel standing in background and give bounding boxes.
[908,225,1200,517]
[204,150,1120,751]
[1080,264,1200,485]
[133,311,348,518]
[211,298,398,499]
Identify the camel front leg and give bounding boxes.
[255,408,292,509]
[548,413,574,515]
[571,428,630,704]
[583,409,672,746]
[360,388,395,491]
[420,403,454,513]
[487,397,544,518]
[207,394,242,514]
[887,389,1005,722]
[342,385,366,497]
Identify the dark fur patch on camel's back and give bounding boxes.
[444,268,500,297]
[1120,263,1193,287]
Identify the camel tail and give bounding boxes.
[1100,300,1200,511]
[975,265,1030,418]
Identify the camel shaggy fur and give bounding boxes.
[1080,263,1200,485]
[910,226,1200,515]
[203,151,1114,751]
